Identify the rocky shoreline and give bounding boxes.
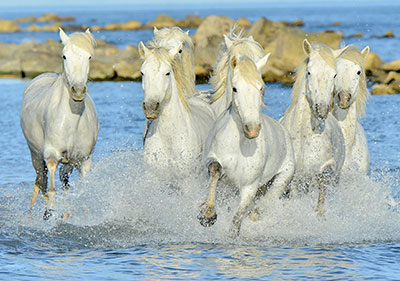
[0,13,398,94]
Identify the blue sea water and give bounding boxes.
[1,2,400,280]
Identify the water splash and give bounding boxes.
[1,147,400,250]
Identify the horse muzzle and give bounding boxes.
[142,101,160,120]
[244,123,261,139]
[313,104,329,120]
[70,85,87,102]
[337,92,352,109]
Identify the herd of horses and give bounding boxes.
[19,26,370,236]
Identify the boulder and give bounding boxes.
[348,32,363,38]
[103,20,142,31]
[192,15,235,45]
[0,19,20,33]
[146,14,176,29]
[383,30,395,38]
[237,17,252,28]
[15,16,37,23]
[37,13,75,22]
[281,19,305,27]
[247,17,342,82]
[381,59,400,72]
[371,83,398,95]
[24,22,62,32]
[177,15,203,28]
[383,71,400,84]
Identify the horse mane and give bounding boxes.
[143,43,191,111]
[68,31,96,56]
[152,27,195,97]
[288,43,336,112]
[336,45,370,118]
[210,28,265,103]
[237,56,264,89]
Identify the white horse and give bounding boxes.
[20,28,99,218]
[280,39,345,216]
[209,30,266,117]
[138,41,216,174]
[198,54,295,237]
[333,45,370,174]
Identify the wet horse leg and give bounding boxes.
[59,164,73,191]
[43,158,58,220]
[198,161,221,227]
[29,153,48,214]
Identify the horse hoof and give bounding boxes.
[43,208,55,220]
[197,212,217,227]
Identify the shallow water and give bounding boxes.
[1,1,400,279]
[1,78,400,280]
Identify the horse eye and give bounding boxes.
[63,55,66,60]
[165,72,170,76]
[232,87,237,93]
[178,49,182,54]
[307,71,311,76]
[89,56,92,60]
[334,74,337,78]
[140,72,144,76]
[357,70,361,75]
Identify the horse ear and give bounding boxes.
[248,35,254,41]
[224,34,233,49]
[256,53,271,71]
[153,26,159,35]
[59,28,69,45]
[303,39,312,56]
[335,45,351,58]
[138,41,149,59]
[361,46,370,58]
[169,42,182,57]
[186,30,190,36]
[230,56,238,69]
[85,28,91,34]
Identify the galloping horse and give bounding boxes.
[333,45,370,174]
[138,41,216,174]
[20,28,99,218]
[280,39,345,216]
[198,54,295,237]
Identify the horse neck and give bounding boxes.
[333,101,358,143]
[58,74,86,116]
[156,78,191,132]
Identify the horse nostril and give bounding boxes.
[142,102,146,111]
[83,86,87,93]
[155,102,160,111]
[71,86,76,93]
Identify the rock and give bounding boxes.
[247,17,342,82]
[371,83,398,95]
[146,14,176,29]
[383,30,395,38]
[364,52,385,79]
[192,15,235,45]
[194,35,222,80]
[63,25,89,31]
[237,17,252,28]
[15,16,37,23]
[0,19,20,32]
[348,32,363,38]
[89,61,116,80]
[177,15,203,28]
[383,71,400,84]
[37,13,75,22]
[281,19,305,27]
[333,21,341,26]
[381,59,400,71]
[103,20,142,31]
[24,22,62,32]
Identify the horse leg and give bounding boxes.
[78,156,93,177]
[231,184,259,238]
[316,165,335,217]
[29,155,48,215]
[59,164,73,190]
[198,161,221,227]
[43,158,58,220]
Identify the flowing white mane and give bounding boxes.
[151,27,195,97]
[336,45,370,118]
[67,31,96,56]
[288,43,336,113]
[210,29,265,103]
[142,43,191,111]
